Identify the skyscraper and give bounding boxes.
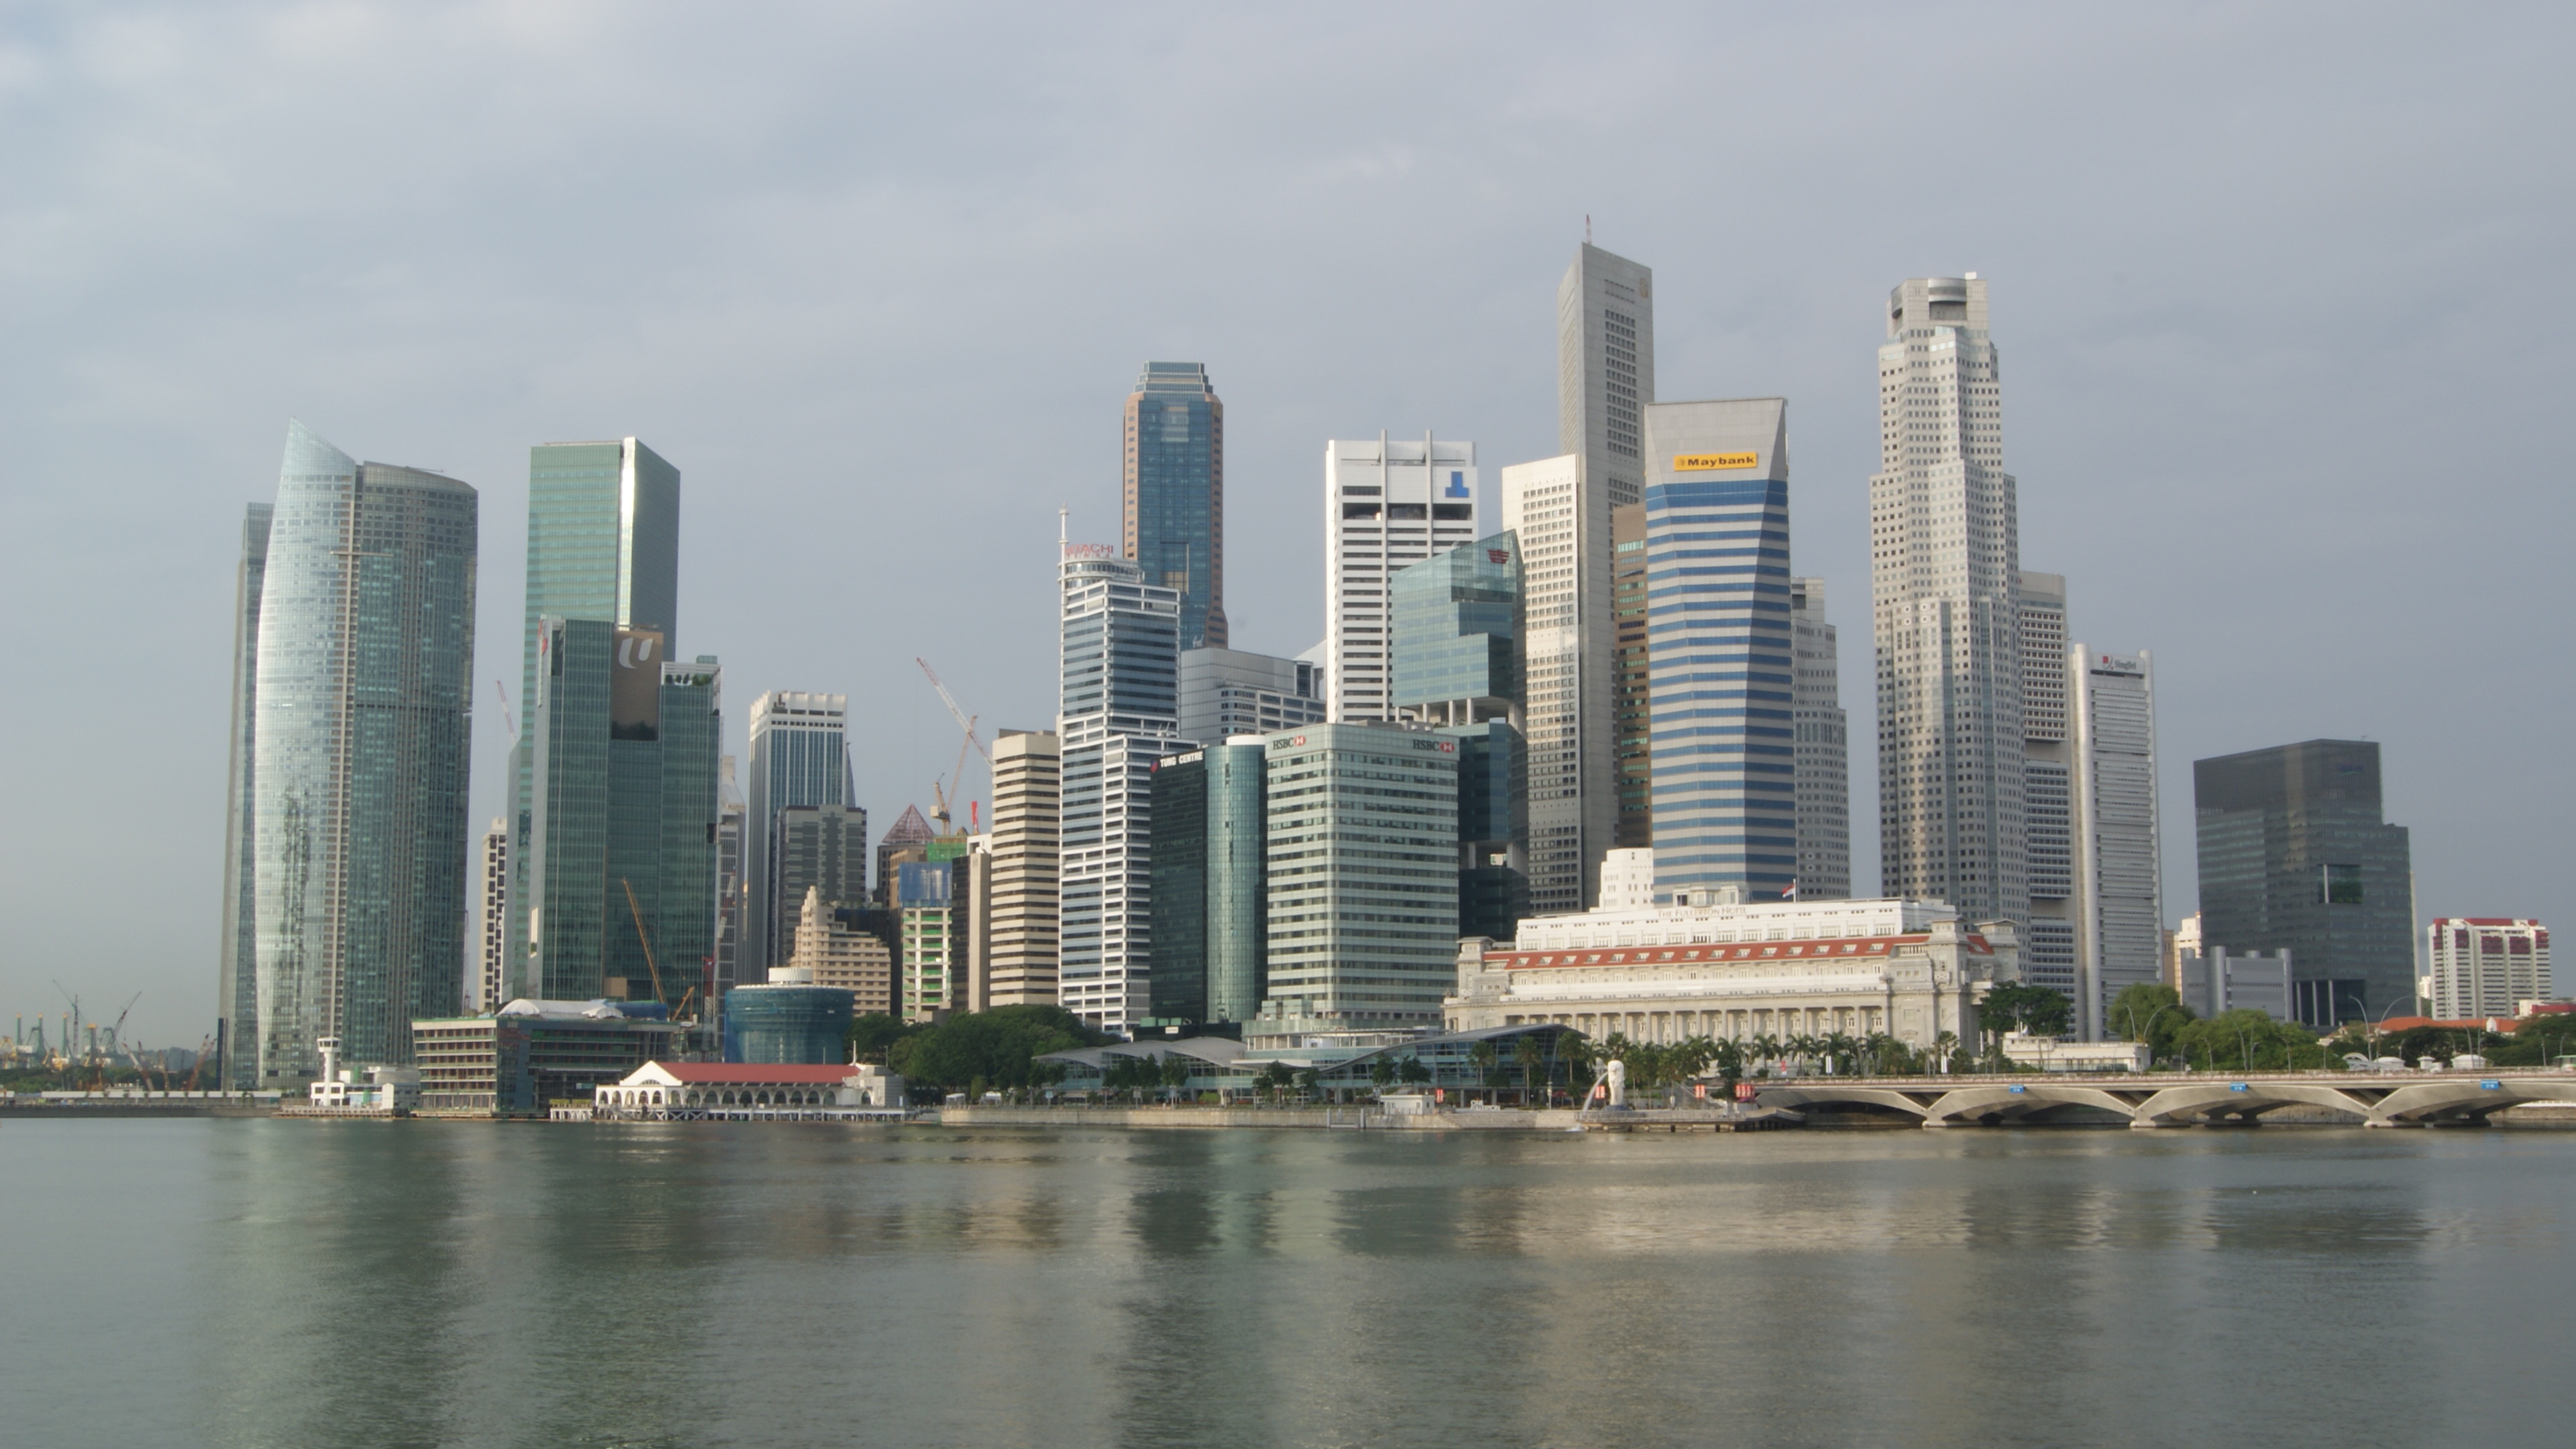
[1612,503,1652,851]
[1502,453,1612,915]
[1558,243,1656,506]
[1056,544,1181,1033]
[770,802,869,962]
[2426,918,2549,1020]
[1388,530,1530,944]
[215,501,271,1086]
[714,756,746,1001]
[2069,647,2163,1039]
[1788,579,1852,901]
[2195,740,2415,1025]
[1641,399,1796,903]
[477,819,508,1011]
[1249,723,1460,1047]
[1871,275,2027,925]
[1123,362,1227,649]
[746,691,854,975]
[1323,434,1480,723]
[985,729,1063,1007]
[2018,572,2077,1003]
[517,621,722,1006]
[874,804,934,909]
[241,422,478,1086]
[1149,740,1269,1031]
[1176,647,1325,745]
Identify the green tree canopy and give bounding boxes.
[2171,1010,2329,1072]
[2106,983,2194,1056]
[887,1005,1111,1089]
[1979,983,2074,1040]
[847,1013,921,1064]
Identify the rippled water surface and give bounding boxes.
[7,1118,2572,1447]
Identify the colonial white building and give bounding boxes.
[1444,852,2016,1048]
[589,1060,906,1119]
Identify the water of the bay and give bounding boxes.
[7,1118,2572,1448]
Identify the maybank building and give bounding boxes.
[1641,399,1795,903]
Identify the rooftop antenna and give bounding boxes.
[1058,506,1068,546]
[1586,214,1592,245]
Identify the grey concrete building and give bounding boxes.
[1789,579,1852,901]
[1177,647,1324,746]
[1871,275,2027,927]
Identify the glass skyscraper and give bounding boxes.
[238,422,477,1086]
[1056,545,1181,1033]
[1149,740,1268,1030]
[1641,399,1796,902]
[1123,362,1227,649]
[2195,739,2413,1026]
[1388,529,1530,943]
[746,691,854,976]
[216,501,271,1087]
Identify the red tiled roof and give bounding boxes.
[2374,1017,2518,1034]
[645,1062,861,1082]
[1494,933,1933,970]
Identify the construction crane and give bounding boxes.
[915,657,989,835]
[492,680,518,739]
[106,991,140,1062]
[618,879,671,1007]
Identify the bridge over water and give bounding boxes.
[1754,1070,2576,1129]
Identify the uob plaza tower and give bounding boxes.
[1870,276,2027,926]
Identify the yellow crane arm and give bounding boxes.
[618,878,669,1004]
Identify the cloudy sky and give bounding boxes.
[5,3,2567,1048]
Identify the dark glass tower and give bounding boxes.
[1122,362,1226,649]
[2194,740,2415,1026]
[1388,530,1529,943]
[1148,741,1267,1031]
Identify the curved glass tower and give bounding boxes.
[246,421,477,1085]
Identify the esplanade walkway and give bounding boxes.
[1752,1070,2576,1128]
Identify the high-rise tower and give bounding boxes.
[215,502,271,1087]
[1323,434,1479,723]
[1870,275,2026,925]
[1123,362,1227,649]
[1559,243,1656,506]
[1788,579,1852,901]
[241,422,478,1086]
[1641,399,1796,903]
[746,691,855,975]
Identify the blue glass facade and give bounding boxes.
[246,422,478,1084]
[723,983,855,1064]
[1123,363,1227,649]
[1643,401,1796,901]
[1389,530,1522,716]
[746,693,853,974]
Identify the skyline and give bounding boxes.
[5,5,2571,1046]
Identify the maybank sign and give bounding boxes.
[1673,452,1760,472]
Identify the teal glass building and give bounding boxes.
[240,422,478,1085]
[723,983,855,1064]
[1122,363,1227,649]
[1389,532,1528,943]
[1149,741,1267,1029]
[1641,401,1796,902]
[520,617,723,1005]
[216,501,272,1088]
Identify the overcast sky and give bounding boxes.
[5,3,2569,1048]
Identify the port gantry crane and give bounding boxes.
[915,658,990,836]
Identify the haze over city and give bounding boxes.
[3,1,2568,1048]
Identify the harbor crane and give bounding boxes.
[915,658,989,836]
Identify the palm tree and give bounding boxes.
[1931,1030,1960,1076]
[1468,1040,1500,1103]
[1514,1033,1545,1105]
[1822,1031,1859,1076]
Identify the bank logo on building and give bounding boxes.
[1444,470,1469,498]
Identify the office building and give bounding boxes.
[747,691,854,973]
[2018,573,2078,1005]
[1448,876,2018,1050]
[412,999,679,1114]
[1613,504,1652,850]
[2069,647,2164,1039]
[1323,434,1480,723]
[517,619,723,1007]
[508,438,681,991]
[723,976,856,1065]
[1177,647,1325,745]
[788,884,894,1015]
[477,819,508,1012]
[874,804,934,908]
[1871,275,2028,927]
[896,859,954,1020]
[2174,947,2293,1023]
[1056,545,1182,1033]
[2194,739,2416,1025]
[1150,740,1269,1031]
[1123,361,1228,649]
[1788,579,1851,900]
[770,802,869,963]
[1641,399,1796,904]
[2426,918,2550,1021]
[1558,242,1657,507]
[1248,723,1460,1048]
[1502,454,1615,915]
[715,757,746,1002]
[216,502,273,1087]
[985,730,1062,1007]
[237,422,476,1086]
[1386,529,1529,943]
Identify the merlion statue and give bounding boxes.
[1605,1058,1627,1108]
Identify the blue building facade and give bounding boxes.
[1122,362,1227,649]
[1641,400,1796,902]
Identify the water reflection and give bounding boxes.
[6,1120,2571,1448]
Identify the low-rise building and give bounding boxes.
[2000,1035,2151,1073]
[590,1060,905,1118]
[2175,947,2293,1021]
[723,971,856,1064]
[1443,855,2016,1049]
[788,885,894,1013]
[410,1000,686,1114]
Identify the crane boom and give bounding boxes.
[492,680,518,739]
[914,659,991,761]
[618,879,669,1005]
